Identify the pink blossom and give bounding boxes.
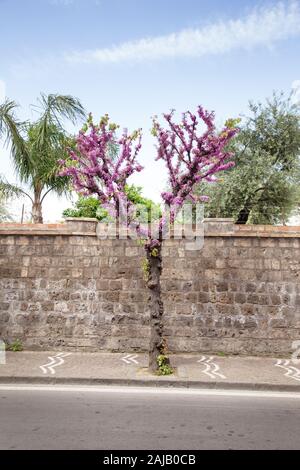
[152,106,239,225]
[60,107,238,249]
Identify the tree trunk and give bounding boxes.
[146,244,166,372]
[31,188,43,224]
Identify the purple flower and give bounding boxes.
[61,107,238,247]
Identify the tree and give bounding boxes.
[59,108,238,372]
[0,94,85,223]
[62,184,161,221]
[199,93,300,224]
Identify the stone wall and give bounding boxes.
[0,219,300,355]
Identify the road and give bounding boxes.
[0,385,300,450]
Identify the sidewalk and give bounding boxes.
[1,351,300,392]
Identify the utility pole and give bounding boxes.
[20,204,25,224]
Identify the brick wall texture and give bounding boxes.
[0,219,300,355]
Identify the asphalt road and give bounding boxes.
[0,385,300,450]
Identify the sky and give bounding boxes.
[0,0,300,221]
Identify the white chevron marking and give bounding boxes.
[39,357,57,374]
[121,354,139,365]
[197,355,226,379]
[275,359,300,382]
[39,352,72,375]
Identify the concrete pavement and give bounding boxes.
[1,351,300,391]
[1,385,300,449]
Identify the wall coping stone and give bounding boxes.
[205,218,234,223]
[1,219,300,238]
[65,217,99,222]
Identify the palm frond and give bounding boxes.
[0,100,32,180]
[46,94,86,124]
[0,176,32,201]
[33,94,85,151]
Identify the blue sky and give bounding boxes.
[0,0,300,221]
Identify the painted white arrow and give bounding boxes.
[121,354,139,365]
[197,355,226,379]
[40,352,72,375]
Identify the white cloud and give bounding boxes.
[0,79,5,103]
[66,1,300,64]
[291,80,300,104]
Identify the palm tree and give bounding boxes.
[0,94,85,223]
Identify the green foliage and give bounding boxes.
[156,355,174,376]
[26,122,71,193]
[198,93,300,224]
[141,258,150,282]
[7,339,23,352]
[63,196,107,220]
[63,184,161,222]
[0,176,27,199]
[151,248,159,258]
[124,184,161,223]
[224,117,242,129]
